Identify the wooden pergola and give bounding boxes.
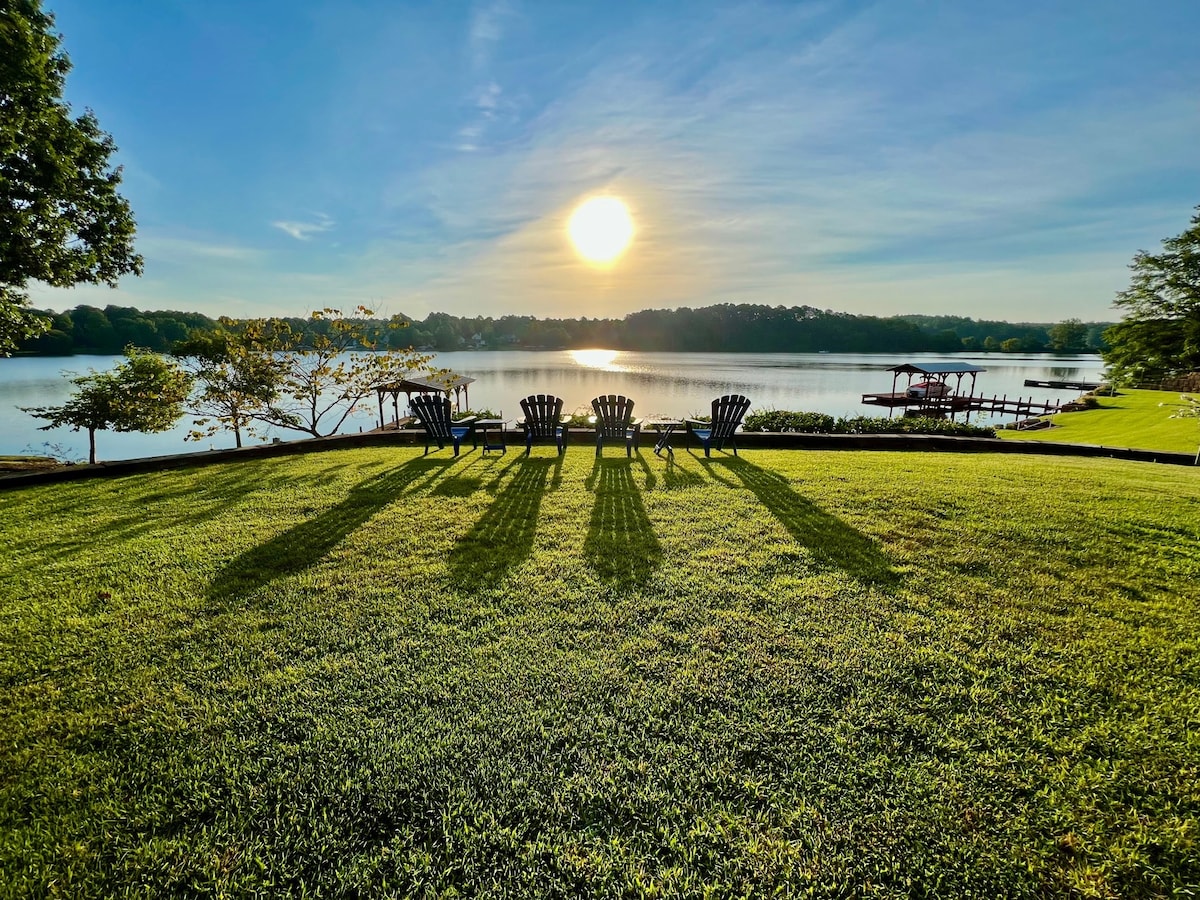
[886,362,987,397]
[374,373,475,429]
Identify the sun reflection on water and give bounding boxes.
[569,349,620,370]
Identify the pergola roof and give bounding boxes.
[887,363,987,376]
[376,373,476,394]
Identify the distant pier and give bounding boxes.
[1023,379,1101,391]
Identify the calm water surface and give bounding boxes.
[0,351,1104,461]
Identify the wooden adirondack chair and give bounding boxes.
[411,394,476,456]
[687,394,751,457]
[591,394,639,457]
[519,394,568,455]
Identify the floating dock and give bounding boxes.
[1022,379,1101,390]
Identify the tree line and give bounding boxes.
[14,302,1110,356]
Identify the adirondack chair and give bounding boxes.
[591,394,639,457]
[519,394,568,455]
[411,394,476,456]
[686,394,752,457]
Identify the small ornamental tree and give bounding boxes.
[173,329,281,448]
[1,0,144,355]
[21,348,191,463]
[1103,206,1200,384]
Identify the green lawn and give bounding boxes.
[1,447,1198,898]
[998,389,1200,454]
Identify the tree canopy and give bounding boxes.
[1,0,142,354]
[1103,206,1200,384]
[174,308,435,440]
[16,302,1114,357]
[20,348,191,463]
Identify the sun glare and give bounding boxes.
[568,196,634,265]
[570,348,619,369]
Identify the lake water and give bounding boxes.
[0,350,1105,462]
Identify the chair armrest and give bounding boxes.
[451,415,478,426]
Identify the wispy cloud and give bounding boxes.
[468,0,513,71]
[272,214,334,241]
[457,1,518,152]
[139,234,261,263]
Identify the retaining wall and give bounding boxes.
[2,427,1195,490]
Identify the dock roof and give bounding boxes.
[887,363,987,376]
[376,373,476,393]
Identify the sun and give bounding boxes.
[567,196,634,265]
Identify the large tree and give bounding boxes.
[21,348,191,463]
[1103,206,1200,384]
[1,0,142,354]
[1047,318,1088,352]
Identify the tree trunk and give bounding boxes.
[88,428,96,464]
[234,425,242,448]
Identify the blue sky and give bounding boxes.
[32,0,1200,322]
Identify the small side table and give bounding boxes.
[474,419,508,455]
[640,417,684,457]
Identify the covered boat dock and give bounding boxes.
[863,362,1062,420]
[862,363,987,411]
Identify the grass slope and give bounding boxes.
[999,389,1200,454]
[1,448,1198,898]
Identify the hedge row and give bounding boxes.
[742,410,997,438]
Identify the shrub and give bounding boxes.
[455,408,500,421]
[744,410,836,433]
[742,410,996,438]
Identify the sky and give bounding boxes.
[30,0,1200,323]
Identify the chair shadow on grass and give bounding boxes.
[583,458,663,587]
[207,456,459,602]
[703,457,898,588]
[634,450,706,492]
[447,456,561,583]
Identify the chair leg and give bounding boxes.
[452,436,460,456]
[596,435,602,457]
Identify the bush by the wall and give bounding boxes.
[743,410,996,438]
[743,410,837,433]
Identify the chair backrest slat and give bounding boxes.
[520,394,564,439]
[709,394,751,439]
[411,394,453,440]
[591,394,634,438]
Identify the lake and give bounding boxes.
[0,350,1105,462]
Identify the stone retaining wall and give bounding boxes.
[2,427,1194,490]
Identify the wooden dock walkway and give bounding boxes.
[861,392,1061,417]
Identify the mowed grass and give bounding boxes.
[1,447,1198,898]
[999,389,1200,454]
